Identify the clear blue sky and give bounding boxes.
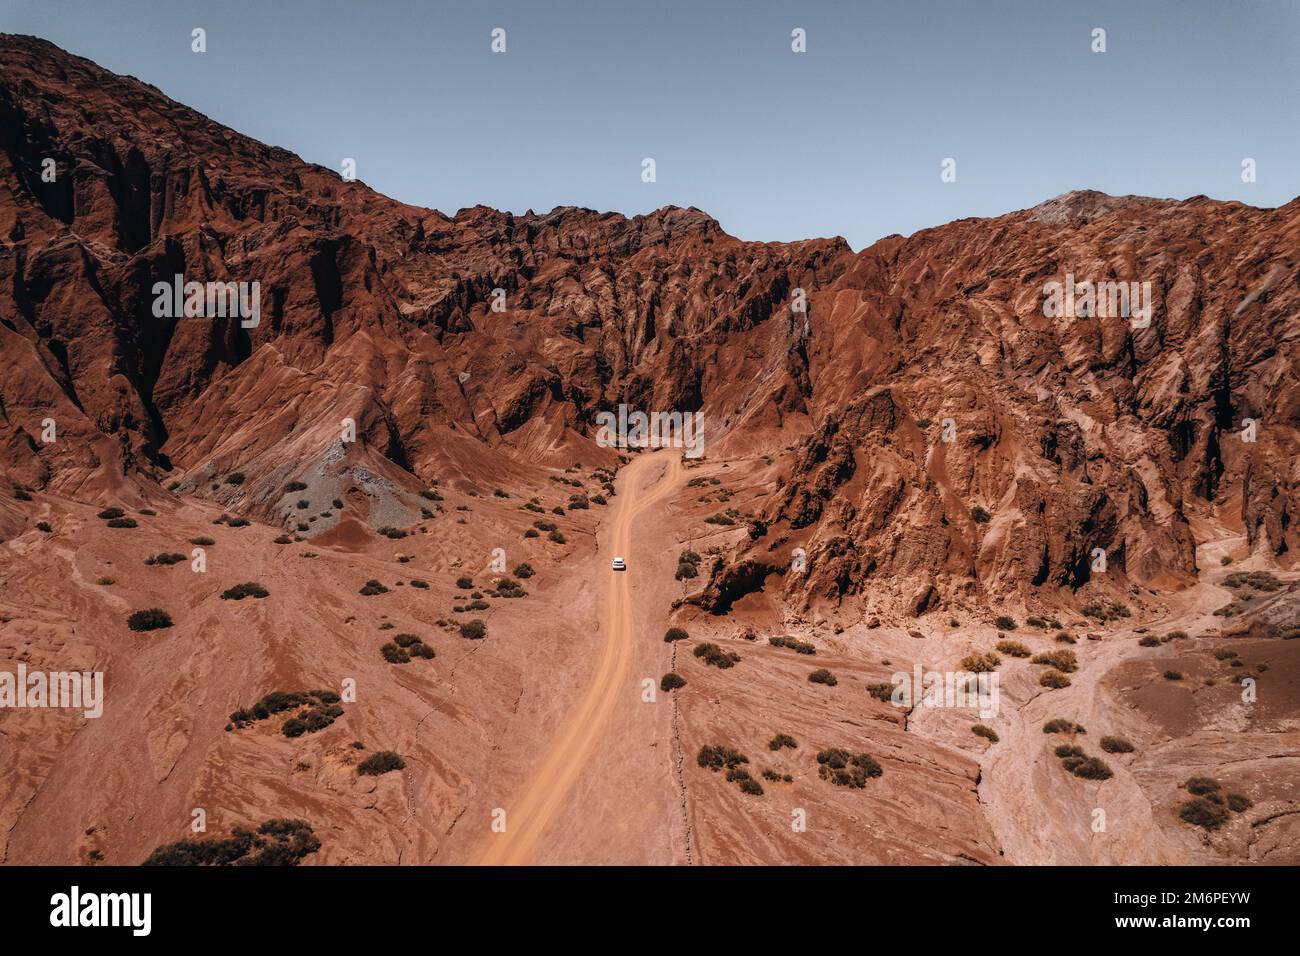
[3,0,1298,249]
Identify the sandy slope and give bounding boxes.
[476,454,682,864]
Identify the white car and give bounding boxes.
[611,556,626,571]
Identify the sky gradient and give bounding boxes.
[3,0,1298,249]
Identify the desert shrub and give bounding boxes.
[221,582,269,600]
[410,578,429,589]
[494,489,509,498]
[736,777,763,796]
[378,526,407,539]
[1222,570,1281,592]
[127,608,173,632]
[1167,630,1189,641]
[1082,600,1131,622]
[513,562,535,579]
[694,643,740,669]
[460,619,487,640]
[1070,757,1113,780]
[96,576,115,586]
[225,472,245,485]
[1185,777,1222,796]
[808,668,837,686]
[190,536,215,546]
[1100,735,1135,754]
[960,652,1001,673]
[995,640,1031,658]
[14,488,32,501]
[285,481,308,492]
[380,642,409,664]
[393,633,421,648]
[1138,635,1160,647]
[769,635,816,655]
[359,579,389,596]
[455,576,474,589]
[994,615,1017,630]
[816,748,883,787]
[296,499,309,509]
[1055,631,1077,644]
[523,528,539,538]
[970,505,991,524]
[704,513,735,526]
[144,819,320,866]
[768,733,797,751]
[225,517,250,528]
[660,672,686,692]
[971,724,999,743]
[1039,669,1071,689]
[533,520,557,532]
[698,745,748,772]
[357,751,405,776]
[1031,649,1078,673]
[866,682,895,702]
[664,627,689,643]
[98,507,125,520]
[1214,649,1238,660]
[568,494,589,509]
[548,529,566,544]
[1179,797,1229,830]
[35,521,52,533]
[1043,718,1085,734]
[145,552,187,566]
[675,561,698,580]
[107,517,137,528]
[1163,670,1183,681]
[1226,792,1253,813]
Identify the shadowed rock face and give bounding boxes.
[2,34,1298,613]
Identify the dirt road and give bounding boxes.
[476,453,682,865]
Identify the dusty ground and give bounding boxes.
[1,450,1296,866]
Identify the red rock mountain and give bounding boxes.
[2,33,1297,619]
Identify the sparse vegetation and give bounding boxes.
[866,682,895,702]
[664,627,689,643]
[285,481,308,492]
[960,652,1000,673]
[768,733,797,751]
[1100,735,1135,754]
[221,582,269,600]
[808,668,838,686]
[1082,600,1131,622]
[459,619,487,640]
[190,536,215,546]
[1138,635,1160,647]
[1223,570,1282,592]
[1179,797,1229,830]
[513,562,535,579]
[143,819,320,866]
[660,672,686,692]
[1043,718,1085,735]
[127,608,173,632]
[971,724,999,743]
[816,748,883,788]
[1031,649,1078,673]
[228,689,343,738]
[1039,669,1071,689]
[995,640,1031,658]
[357,751,405,776]
[994,615,1017,631]
[145,552,187,566]
[35,521,52,533]
[1163,670,1183,681]
[359,579,389,596]
[106,517,138,528]
[694,642,740,669]
[970,505,991,524]
[769,635,816,655]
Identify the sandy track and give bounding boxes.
[476,454,681,865]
